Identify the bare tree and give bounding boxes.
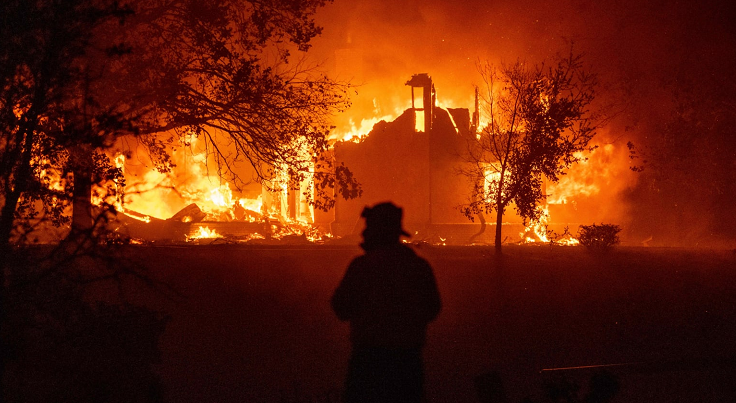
[459,49,602,250]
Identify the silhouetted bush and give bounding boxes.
[577,224,621,248]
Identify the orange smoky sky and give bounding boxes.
[311,0,734,120]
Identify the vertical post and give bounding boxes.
[288,188,297,220]
[405,74,435,226]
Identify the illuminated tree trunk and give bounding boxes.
[0,119,37,254]
[0,184,22,255]
[0,136,29,400]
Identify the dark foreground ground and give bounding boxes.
[112,245,736,402]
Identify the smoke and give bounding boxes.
[307,0,736,247]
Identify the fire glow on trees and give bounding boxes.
[1,0,367,250]
[457,52,603,249]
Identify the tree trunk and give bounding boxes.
[71,167,94,234]
[494,167,508,251]
[70,146,94,237]
[495,207,504,250]
[0,190,21,256]
[0,184,21,403]
[468,212,486,244]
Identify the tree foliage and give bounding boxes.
[0,0,136,248]
[624,69,736,245]
[459,48,602,249]
[121,0,355,204]
[1,0,356,250]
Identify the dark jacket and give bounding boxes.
[331,244,441,349]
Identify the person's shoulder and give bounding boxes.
[348,253,369,267]
[396,244,431,264]
[398,244,419,257]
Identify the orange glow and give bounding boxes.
[519,206,551,244]
[557,235,581,246]
[332,114,395,142]
[515,140,634,245]
[238,196,263,215]
[119,136,264,221]
[111,133,333,243]
[330,99,407,143]
[547,144,617,205]
[414,110,425,132]
[103,75,633,246]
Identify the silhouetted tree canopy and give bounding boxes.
[459,49,602,249]
[0,0,136,248]
[0,0,355,250]
[121,0,353,187]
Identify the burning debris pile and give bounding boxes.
[115,200,333,245]
[107,135,333,245]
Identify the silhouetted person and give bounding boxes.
[332,202,441,403]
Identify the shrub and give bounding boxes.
[577,223,621,247]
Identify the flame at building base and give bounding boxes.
[518,206,581,246]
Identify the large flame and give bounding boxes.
[119,136,264,221]
[520,141,632,245]
[109,133,335,243]
[330,98,408,143]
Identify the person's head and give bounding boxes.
[360,202,410,248]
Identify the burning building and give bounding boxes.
[111,73,553,245]
[322,73,505,243]
[111,71,620,246]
